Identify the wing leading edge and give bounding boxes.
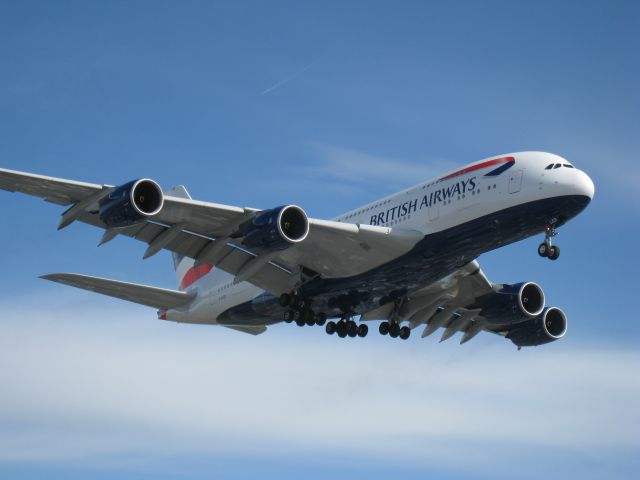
[0,168,424,295]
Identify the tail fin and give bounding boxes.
[165,185,233,291]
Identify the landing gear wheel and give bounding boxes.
[538,243,548,257]
[283,310,295,323]
[399,326,411,340]
[347,321,358,338]
[548,245,560,260]
[325,321,336,335]
[315,312,327,326]
[540,224,560,261]
[389,322,400,338]
[379,321,390,335]
[300,309,314,326]
[357,324,368,338]
[279,293,292,307]
[295,317,305,327]
[337,320,348,338]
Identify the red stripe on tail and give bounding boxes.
[180,263,214,290]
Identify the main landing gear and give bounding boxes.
[538,223,560,261]
[325,318,368,339]
[280,293,327,327]
[280,292,368,339]
[379,321,411,340]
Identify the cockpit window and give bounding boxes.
[553,164,561,169]
[545,164,554,170]
[563,164,574,168]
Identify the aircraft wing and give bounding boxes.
[0,168,423,294]
[360,260,503,344]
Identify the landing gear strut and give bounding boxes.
[538,223,560,261]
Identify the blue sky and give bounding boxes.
[0,1,638,478]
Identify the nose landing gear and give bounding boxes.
[538,224,560,260]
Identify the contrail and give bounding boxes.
[260,62,315,95]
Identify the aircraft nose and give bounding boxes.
[576,169,595,200]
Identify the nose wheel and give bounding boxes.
[538,224,560,260]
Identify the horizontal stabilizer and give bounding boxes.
[41,273,195,309]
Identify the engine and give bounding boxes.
[476,282,545,323]
[506,307,568,347]
[99,179,164,228]
[242,205,309,251]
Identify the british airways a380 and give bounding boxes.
[0,151,594,348]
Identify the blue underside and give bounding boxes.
[218,195,591,325]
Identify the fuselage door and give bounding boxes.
[508,170,523,194]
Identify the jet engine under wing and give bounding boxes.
[41,273,195,309]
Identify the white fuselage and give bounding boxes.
[163,151,594,325]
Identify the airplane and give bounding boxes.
[0,151,594,348]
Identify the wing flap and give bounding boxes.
[41,273,195,309]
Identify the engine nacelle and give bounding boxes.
[99,179,164,228]
[476,282,545,324]
[506,307,568,347]
[242,205,309,251]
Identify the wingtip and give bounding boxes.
[39,273,72,282]
[39,273,61,283]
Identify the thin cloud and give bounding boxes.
[260,62,315,95]
[0,295,637,478]
[305,144,457,188]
